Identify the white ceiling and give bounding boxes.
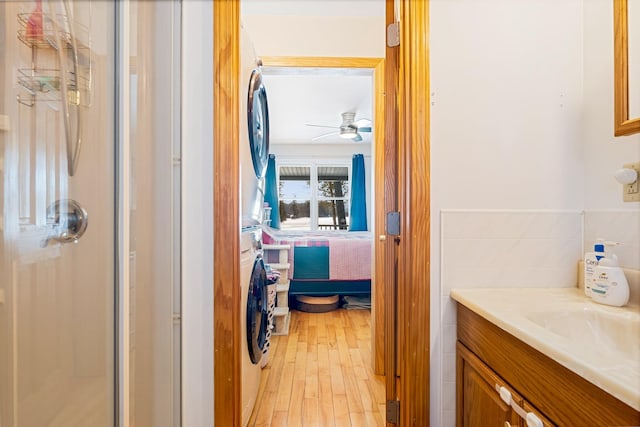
[261,69,373,145]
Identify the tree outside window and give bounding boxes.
[278,164,350,231]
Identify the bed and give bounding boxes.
[262,226,372,296]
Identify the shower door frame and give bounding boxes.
[115,2,185,425]
[115,2,131,425]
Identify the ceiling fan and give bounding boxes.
[306,112,372,142]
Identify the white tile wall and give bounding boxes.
[584,210,640,270]
[438,210,582,424]
[441,211,581,293]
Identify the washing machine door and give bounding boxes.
[247,68,269,179]
[246,256,268,364]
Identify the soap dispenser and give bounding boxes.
[584,238,605,297]
[591,241,629,307]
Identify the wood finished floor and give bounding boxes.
[248,308,385,427]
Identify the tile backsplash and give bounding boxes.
[441,210,582,295]
[583,210,640,270]
[438,210,583,427]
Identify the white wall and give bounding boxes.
[181,1,213,426]
[271,142,371,159]
[430,1,585,426]
[241,0,385,58]
[430,0,585,211]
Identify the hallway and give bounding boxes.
[249,309,385,426]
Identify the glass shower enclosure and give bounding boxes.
[0,1,182,426]
[0,0,116,425]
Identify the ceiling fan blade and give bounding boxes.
[354,118,372,126]
[311,131,339,141]
[351,134,363,142]
[305,124,340,129]
[358,127,372,133]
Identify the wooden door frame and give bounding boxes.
[213,2,241,426]
[383,0,399,425]
[382,0,431,426]
[395,1,431,424]
[213,1,430,425]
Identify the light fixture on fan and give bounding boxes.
[339,124,358,139]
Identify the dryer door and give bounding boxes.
[246,256,268,364]
[247,68,269,179]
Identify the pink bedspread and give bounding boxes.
[328,239,371,280]
[262,228,372,281]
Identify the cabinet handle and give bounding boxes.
[504,423,511,427]
[524,413,544,427]
[495,384,544,427]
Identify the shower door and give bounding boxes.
[0,1,116,426]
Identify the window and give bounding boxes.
[278,164,350,231]
[278,166,312,230]
[317,166,349,230]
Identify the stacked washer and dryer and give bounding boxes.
[239,27,271,427]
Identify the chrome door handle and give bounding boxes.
[42,199,88,246]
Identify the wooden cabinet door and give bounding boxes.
[457,342,522,427]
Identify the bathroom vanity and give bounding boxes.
[452,288,640,426]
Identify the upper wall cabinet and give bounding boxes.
[614,0,640,136]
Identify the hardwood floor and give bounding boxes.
[248,308,386,427]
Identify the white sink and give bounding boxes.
[525,305,640,362]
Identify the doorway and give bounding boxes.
[213,1,431,425]
[248,56,386,425]
[213,15,390,427]
[260,56,386,376]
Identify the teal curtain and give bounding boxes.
[349,154,367,231]
[264,154,280,229]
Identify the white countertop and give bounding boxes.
[450,287,640,411]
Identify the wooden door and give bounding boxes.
[386,0,431,425]
[383,0,400,424]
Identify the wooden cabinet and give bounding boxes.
[457,342,552,427]
[456,304,640,426]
